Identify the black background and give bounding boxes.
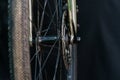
[0,0,9,79]
[78,0,120,80]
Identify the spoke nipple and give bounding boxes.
[76,5,78,9]
[65,49,69,54]
[77,37,81,41]
[77,24,80,27]
[76,5,79,13]
[77,9,79,13]
[68,75,72,79]
[64,12,67,16]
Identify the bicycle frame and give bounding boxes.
[67,1,77,80]
[67,0,77,43]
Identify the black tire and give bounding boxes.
[8,0,31,80]
[8,0,77,80]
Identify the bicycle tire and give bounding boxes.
[8,0,32,80]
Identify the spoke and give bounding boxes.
[37,0,40,31]
[34,33,41,80]
[43,0,61,37]
[36,38,59,80]
[37,0,43,9]
[53,1,60,79]
[38,0,48,33]
[34,55,38,80]
[30,49,40,62]
[38,54,43,80]
[41,39,59,69]
[35,0,60,36]
[53,40,61,80]
[48,1,53,16]
[43,9,57,36]
[48,0,58,31]
[37,0,49,17]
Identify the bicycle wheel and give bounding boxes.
[8,0,78,80]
